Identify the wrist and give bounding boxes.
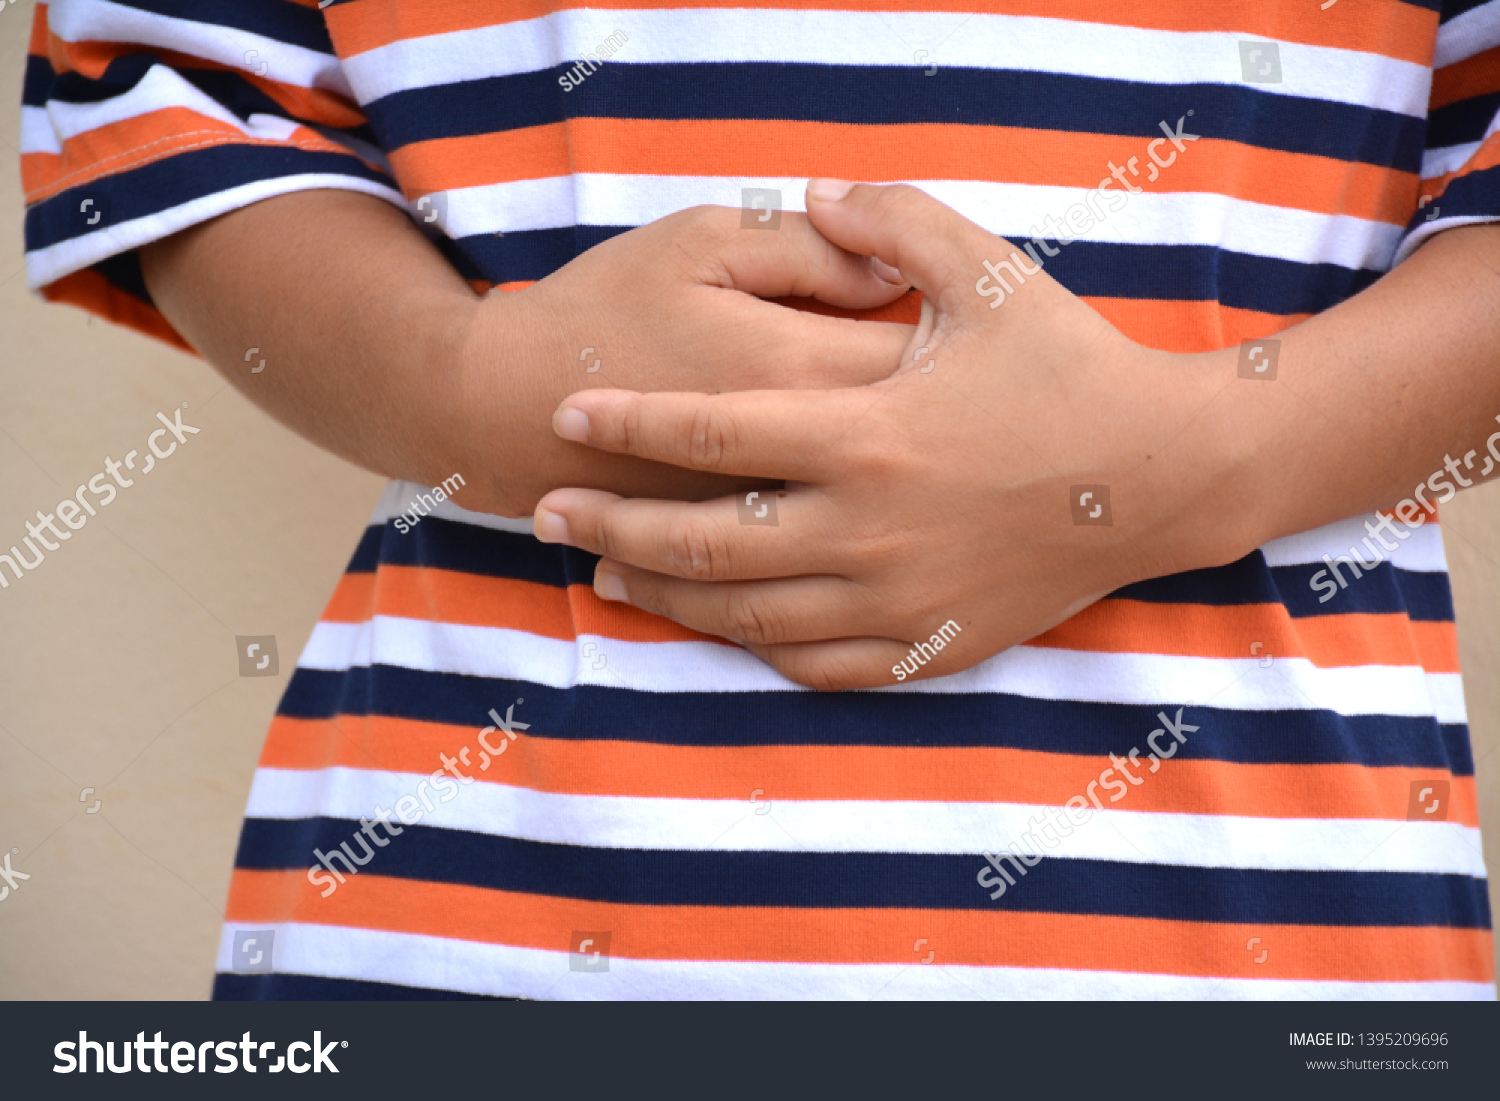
[1127,346,1269,580]
[390,282,486,499]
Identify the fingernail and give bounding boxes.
[533,507,569,544]
[871,257,905,285]
[594,565,628,602]
[553,407,589,443]
[807,178,854,203]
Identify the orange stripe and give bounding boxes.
[226,870,1494,983]
[41,270,194,353]
[319,566,1459,672]
[1032,599,1461,673]
[330,0,1436,67]
[256,712,1481,825]
[30,3,51,58]
[389,119,1418,225]
[323,565,720,643]
[1431,42,1500,110]
[1087,299,1311,352]
[23,106,366,202]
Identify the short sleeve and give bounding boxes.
[1393,0,1500,265]
[20,0,406,348]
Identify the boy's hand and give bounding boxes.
[531,182,1243,689]
[142,191,913,520]
[457,205,914,515]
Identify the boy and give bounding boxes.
[23,0,1497,998]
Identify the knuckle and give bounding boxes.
[665,516,730,581]
[685,401,735,471]
[617,401,640,454]
[678,205,734,249]
[721,590,785,645]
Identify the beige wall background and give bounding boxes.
[1,2,1496,998]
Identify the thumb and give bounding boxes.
[804,180,1002,314]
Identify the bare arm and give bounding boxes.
[139,189,913,516]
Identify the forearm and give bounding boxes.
[1179,225,1500,559]
[140,190,905,517]
[139,189,482,497]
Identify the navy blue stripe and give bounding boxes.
[452,227,1385,314]
[46,56,166,105]
[102,0,334,54]
[93,251,153,305]
[453,226,617,285]
[24,144,394,254]
[1283,561,1455,620]
[1407,163,1500,238]
[22,54,53,108]
[275,666,1474,773]
[42,54,381,149]
[214,973,514,1001]
[234,819,1491,928]
[1119,560,1455,621]
[364,65,1427,173]
[350,517,578,584]
[345,527,383,573]
[348,516,1452,620]
[1427,91,1500,150]
[1440,0,1492,22]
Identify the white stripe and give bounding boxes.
[26,174,406,290]
[433,175,1402,272]
[1392,213,1500,267]
[216,924,1496,1000]
[20,107,61,156]
[1260,513,1449,571]
[244,766,1488,876]
[341,9,1429,117]
[1435,1,1500,69]
[372,479,535,535]
[294,616,1466,721]
[46,0,351,93]
[1424,138,1486,180]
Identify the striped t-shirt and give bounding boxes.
[23,0,1499,999]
